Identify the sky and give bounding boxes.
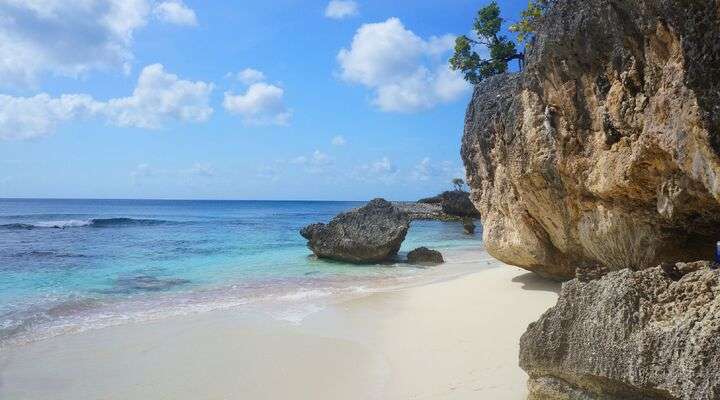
[0,0,528,201]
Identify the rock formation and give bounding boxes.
[520,262,720,399]
[393,202,459,221]
[462,217,475,235]
[407,247,444,265]
[417,191,480,218]
[300,198,409,263]
[461,0,720,279]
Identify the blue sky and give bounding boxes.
[0,0,527,201]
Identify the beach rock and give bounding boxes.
[520,262,720,399]
[438,191,480,218]
[461,0,720,279]
[300,198,409,263]
[462,217,475,235]
[416,191,480,218]
[407,247,444,265]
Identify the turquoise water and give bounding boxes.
[0,199,483,344]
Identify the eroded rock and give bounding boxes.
[461,0,720,279]
[407,247,444,265]
[520,262,720,400]
[300,198,409,263]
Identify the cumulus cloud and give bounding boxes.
[153,0,198,26]
[229,68,267,85]
[0,1,199,88]
[324,0,359,19]
[337,18,470,112]
[0,94,101,140]
[104,63,214,128]
[223,81,291,126]
[331,135,347,146]
[0,64,214,140]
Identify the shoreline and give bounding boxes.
[0,252,560,400]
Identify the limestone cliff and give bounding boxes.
[461,0,720,279]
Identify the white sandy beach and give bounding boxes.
[0,257,559,400]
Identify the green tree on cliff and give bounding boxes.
[452,178,465,191]
[450,1,549,84]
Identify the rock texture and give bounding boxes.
[439,191,481,218]
[300,198,409,263]
[520,262,720,400]
[461,0,720,279]
[462,217,476,235]
[407,247,444,265]
[393,202,459,221]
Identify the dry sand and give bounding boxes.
[0,258,560,400]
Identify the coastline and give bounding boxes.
[0,252,560,400]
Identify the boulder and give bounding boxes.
[300,198,409,263]
[461,0,720,279]
[462,217,475,235]
[439,191,480,218]
[407,247,444,265]
[520,262,720,400]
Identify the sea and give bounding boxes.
[0,198,485,346]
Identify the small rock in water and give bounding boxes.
[462,217,475,235]
[407,247,444,265]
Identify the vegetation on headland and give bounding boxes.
[449,0,550,84]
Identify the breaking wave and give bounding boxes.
[0,218,175,230]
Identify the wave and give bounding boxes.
[0,217,175,230]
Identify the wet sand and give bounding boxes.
[0,258,559,400]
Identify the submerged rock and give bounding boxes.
[107,275,190,293]
[520,262,720,400]
[407,247,444,265]
[461,0,720,279]
[300,198,409,263]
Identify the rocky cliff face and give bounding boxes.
[461,0,720,279]
[520,262,720,399]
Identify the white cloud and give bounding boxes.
[229,68,267,85]
[337,18,470,112]
[104,63,214,128]
[331,135,347,146]
[0,93,101,140]
[223,82,291,126]
[291,150,333,173]
[0,0,151,88]
[0,64,214,139]
[324,0,358,19]
[153,0,197,26]
[354,156,398,184]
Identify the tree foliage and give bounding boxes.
[509,0,550,44]
[450,1,549,84]
[452,178,465,191]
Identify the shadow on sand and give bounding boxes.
[511,273,562,294]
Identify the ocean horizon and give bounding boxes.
[0,198,484,346]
